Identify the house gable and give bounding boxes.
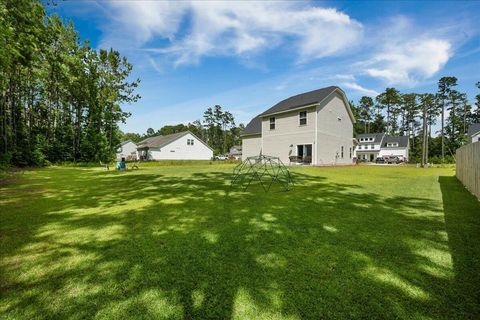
[242,86,355,165]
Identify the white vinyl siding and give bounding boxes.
[116,141,138,160]
[148,133,212,160]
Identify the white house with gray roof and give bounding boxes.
[355,133,409,162]
[116,140,138,160]
[137,131,213,160]
[468,123,480,143]
[242,86,356,165]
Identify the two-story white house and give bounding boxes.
[354,133,409,162]
[468,123,480,143]
[242,86,356,165]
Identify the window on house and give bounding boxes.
[358,145,362,150]
[299,111,307,125]
[341,146,344,158]
[269,117,275,130]
[370,144,374,149]
[187,139,194,146]
[349,147,352,158]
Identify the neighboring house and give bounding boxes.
[136,131,213,160]
[116,140,138,160]
[354,133,409,162]
[229,145,242,160]
[242,86,356,165]
[467,123,480,143]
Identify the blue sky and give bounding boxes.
[51,0,480,134]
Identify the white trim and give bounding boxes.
[241,133,261,137]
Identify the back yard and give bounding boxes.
[1,164,479,319]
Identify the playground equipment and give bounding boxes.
[231,154,294,192]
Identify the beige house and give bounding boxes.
[242,86,356,165]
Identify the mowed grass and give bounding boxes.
[1,164,479,319]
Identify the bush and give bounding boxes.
[428,155,455,164]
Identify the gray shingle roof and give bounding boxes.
[260,86,339,116]
[242,116,262,136]
[382,135,409,148]
[356,133,385,144]
[137,131,189,149]
[468,123,480,137]
[118,140,135,147]
[242,86,344,136]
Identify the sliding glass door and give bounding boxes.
[297,144,312,163]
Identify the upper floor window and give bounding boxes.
[299,111,307,126]
[269,117,275,130]
[187,139,194,146]
[358,145,362,150]
[387,142,398,147]
[341,146,344,158]
[370,144,374,149]
[349,147,352,158]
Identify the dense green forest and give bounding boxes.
[349,78,480,163]
[0,0,139,167]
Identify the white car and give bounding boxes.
[214,155,228,160]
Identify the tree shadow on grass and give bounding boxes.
[1,168,479,319]
[438,176,480,317]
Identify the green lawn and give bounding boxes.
[1,164,479,319]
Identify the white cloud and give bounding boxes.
[364,38,451,84]
[342,82,379,96]
[357,17,453,85]
[334,74,356,81]
[99,1,363,65]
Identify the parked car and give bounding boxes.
[375,157,385,164]
[385,156,400,164]
[214,155,228,160]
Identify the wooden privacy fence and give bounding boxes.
[456,141,480,200]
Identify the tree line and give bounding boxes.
[0,0,139,167]
[350,77,480,163]
[121,105,244,155]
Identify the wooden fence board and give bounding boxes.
[456,141,480,200]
